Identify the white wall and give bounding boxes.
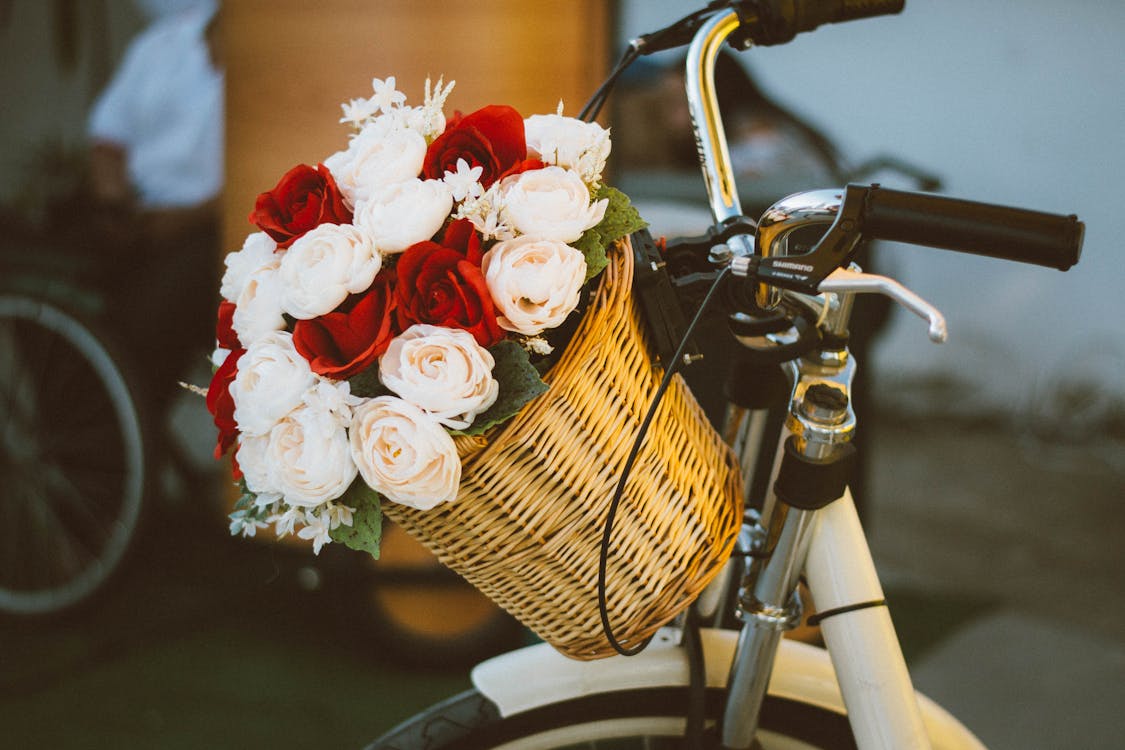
[619,1,1125,421]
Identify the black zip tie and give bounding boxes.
[806,598,887,627]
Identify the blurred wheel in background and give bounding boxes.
[0,293,149,617]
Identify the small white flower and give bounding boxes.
[370,76,407,113]
[231,514,268,539]
[482,236,587,336]
[324,122,427,207]
[349,396,461,510]
[278,223,382,319]
[353,178,453,254]
[272,506,304,538]
[456,184,513,241]
[340,97,380,128]
[327,502,354,531]
[231,331,317,436]
[379,325,499,430]
[443,158,484,202]
[221,232,279,303]
[499,166,608,244]
[297,510,333,555]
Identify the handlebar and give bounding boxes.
[628,1,1084,353]
[730,0,905,47]
[862,185,1083,270]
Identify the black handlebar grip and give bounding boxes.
[829,0,906,25]
[861,185,1084,270]
[742,1,904,45]
[791,0,905,34]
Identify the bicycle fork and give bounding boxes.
[720,352,931,749]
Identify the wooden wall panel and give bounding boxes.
[222,0,612,251]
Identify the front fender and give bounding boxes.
[471,627,985,750]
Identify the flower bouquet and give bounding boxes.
[205,76,742,659]
[206,77,645,556]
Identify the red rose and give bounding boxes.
[439,218,485,264]
[248,163,352,248]
[206,347,244,462]
[292,272,398,379]
[216,300,240,350]
[396,241,504,347]
[423,105,528,188]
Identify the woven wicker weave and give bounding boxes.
[382,239,743,660]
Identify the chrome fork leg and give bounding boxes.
[721,502,819,748]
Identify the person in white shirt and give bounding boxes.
[85,0,222,412]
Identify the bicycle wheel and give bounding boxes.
[366,687,855,750]
[0,293,149,616]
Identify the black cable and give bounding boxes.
[682,607,707,748]
[597,266,732,656]
[579,46,640,123]
[579,2,728,123]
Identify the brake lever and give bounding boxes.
[819,267,948,343]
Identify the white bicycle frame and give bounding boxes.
[469,413,985,749]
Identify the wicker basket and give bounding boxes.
[382,239,743,660]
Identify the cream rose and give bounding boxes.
[353,178,453,254]
[500,166,608,243]
[379,324,498,430]
[264,404,358,509]
[231,331,316,436]
[481,236,587,336]
[524,114,611,182]
[349,396,461,510]
[278,223,381,320]
[231,264,286,345]
[324,122,427,207]
[235,432,279,499]
[220,231,279,303]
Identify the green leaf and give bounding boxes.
[458,339,549,436]
[347,363,389,398]
[330,480,383,558]
[575,184,647,281]
[573,229,610,282]
[596,184,647,244]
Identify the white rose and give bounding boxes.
[220,232,279,303]
[524,114,611,182]
[500,166,608,243]
[481,236,587,336]
[278,223,381,320]
[379,324,498,430]
[264,404,358,508]
[231,331,316,436]
[324,122,427,207]
[231,264,286,345]
[349,396,461,510]
[235,432,279,498]
[353,178,453,254]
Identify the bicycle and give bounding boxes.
[365,2,1084,747]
